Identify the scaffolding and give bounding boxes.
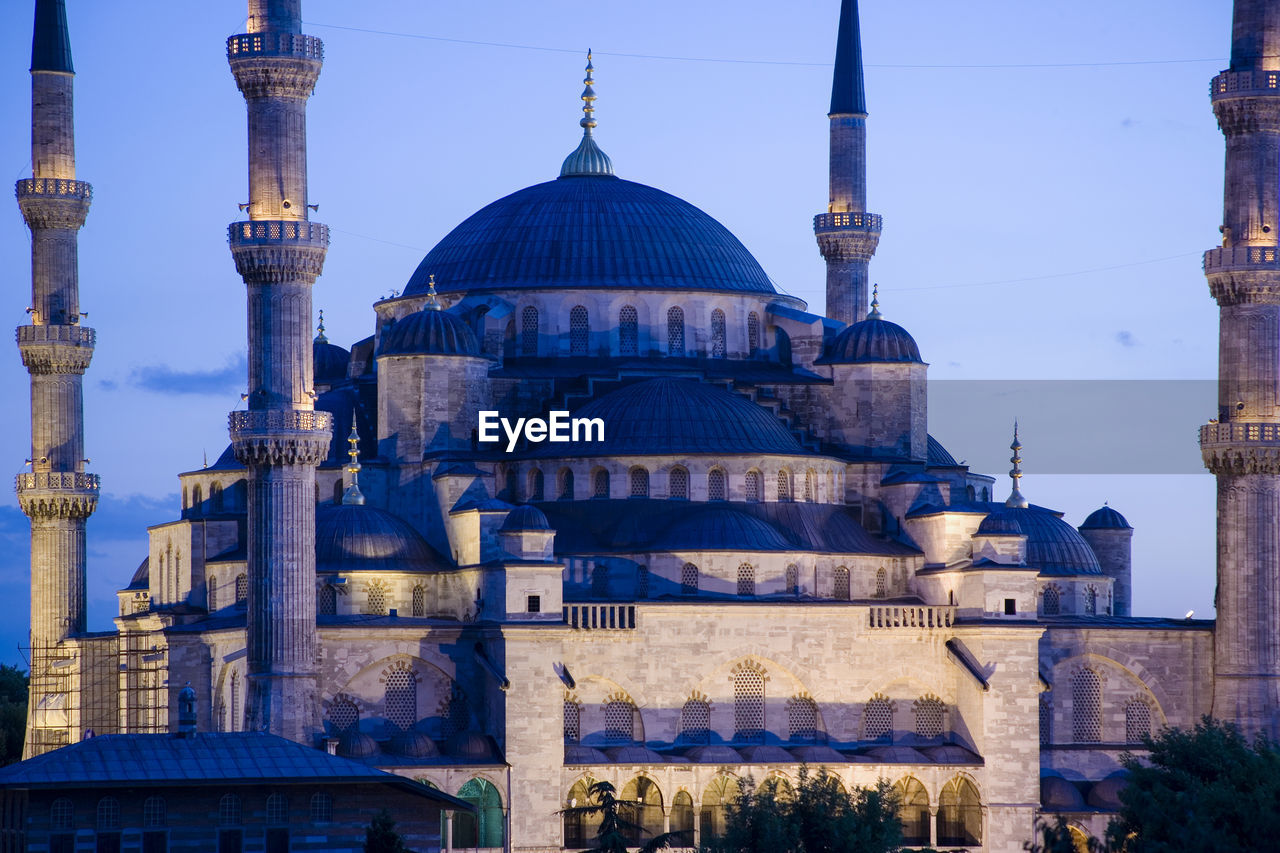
[22,634,132,758]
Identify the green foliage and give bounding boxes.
[1026,816,1100,853]
[0,665,27,766]
[704,766,904,853]
[558,780,679,853]
[1105,715,1280,853]
[364,808,409,853]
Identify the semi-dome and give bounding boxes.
[387,729,440,758]
[1080,505,1132,530]
[501,505,551,532]
[378,308,480,357]
[1040,775,1087,811]
[926,434,958,467]
[316,503,448,573]
[821,315,922,364]
[657,507,793,552]
[403,177,777,296]
[1005,506,1102,576]
[548,377,805,456]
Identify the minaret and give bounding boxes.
[226,0,331,743]
[17,0,99,759]
[814,0,882,326]
[1200,0,1280,736]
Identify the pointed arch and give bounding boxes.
[747,311,760,355]
[732,660,767,742]
[894,777,930,846]
[620,776,664,844]
[833,566,850,600]
[570,304,589,356]
[710,308,726,358]
[619,304,639,356]
[454,779,503,849]
[938,776,982,846]
[667,306,685,356]
[745,469,762,502]
[708,467,727,501]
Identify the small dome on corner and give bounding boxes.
[378,309,480,357]
[501,505,551,532]
[821,317,922,364]
[1080,505,1132,530]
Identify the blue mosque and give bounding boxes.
[8,0,1280,851]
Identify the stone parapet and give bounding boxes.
[16,324,95,374]
[1205,245,1280,304]
[1201,421,1280,473]
[228,32,323,100]
[15,178,91,230]
[16,471,99,519]
[230,409,332,467]
[228,220,328,284]
[1212,70,1280,101]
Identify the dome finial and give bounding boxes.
[342,413,365,506]
[867,283,882,319]
[1005,421,1029,509]
[315,309,328,344]
[425,274,441,311]
[560,50,615,177]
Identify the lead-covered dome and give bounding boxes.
[821,316,922,364]
[1080,505,1132,530]
[378,308,480,357]
[404,176,777,296]
[1007,506,1102,576]
[316,503,448,573]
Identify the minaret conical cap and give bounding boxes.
[31,0,73,73]
[560,50,616,177]
[829,0,866,115]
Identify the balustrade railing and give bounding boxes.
[563,604,637,630]
[866,605,955,629]
[813,212,883,231]
[227,32,324,60]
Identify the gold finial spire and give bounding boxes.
[1005,421,1029,509]
[425,274,441,311]
[560,50,615,177]
[581,49,597,134]
[315,309,328,344]
[342,414,365,506]
[867,283,882,320]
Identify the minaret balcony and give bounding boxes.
[230,410,332,468]
[227,32,323,62]
[228,220,329,283]
[16,472,100,520]
[16,179,91,230]
[229,220,329,248]
[1211,70,1280,101]
[1204,246,1280,274]
[1201,421,1280,474]
[15,178,92,202]
[16,472,99,493]
[813,211,883,234]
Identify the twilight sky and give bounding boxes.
[0,0,1231,664]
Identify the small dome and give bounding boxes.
[1011,507,1103,576]
[379,308,480,357]
[737,744,794,763]
[821,316,922,364]
[127,557,149,590]
[976,508,1024,536]
[444,731,500,761]
[387,729,440,758]
[316,503,449,573]
[336,729,380,759]
[657,507,793,551]
[1041,775,1087,811]
[314,339,351,384]
[501,505,551,532]
[789,744,845,763]
[565,744,610,764]
[684,745,744,763]
[606,745,665,764]
[1080,505,1132,531]
[1086,773,1129,811]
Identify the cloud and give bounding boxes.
[1115,330,1138,348]
[98,378,118,391]
[130,354,246,396]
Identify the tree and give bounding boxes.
[559,780,679,853]
[364,808,409,853]
[1026,816,1101,853]
[0,664,27,766]
[1105,715,1280,853]
[705,766,905,853]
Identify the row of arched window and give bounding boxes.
[512,464,839,503]
[563,773,981,848]
[675,563,888,599]
[1040,669,1155,745]
[182,480,230,516]
[315,580,429,617]
[207,573,248,613]
[1042,583,1107,616]
[513,305,764,359]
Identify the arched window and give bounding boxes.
[235,573,248,606]
[1126,699,1151,743]
[804,469,816,502]
[327,695,359,733]
[681,563,698,595]
[603,697,636,743]
[504,469,517,501]
[365,580,387,616]
[787,695,819,742]
[384,668,417,731]
[211,482,224,513]
[97,797,120,831]
[266,794,288,825]
[737,563,755,597]
[51,797,74,830]
[529,468,545,501]
[875,567,888,599]
[938,778,982,847]
[570,305,589,356]
[966,485,976,501]
[1040,697,1052,745]
[191,485,203,516]
[914,695,945,739]
[454,779,504,849]
[310,793,332,824]
[981,487,990,501]
[745,470,762,502]
[700,776,735,841]
[411,585,426,618]
[747,311,760,355]
[864,694,893,741]
[711,308,726,358]
[230,671,240,732]
[619,305,639,356]
[636,565,649,599]
[777,469,792,502]
[521,306,539,356]
[669,466,689,500]
[1043,585,1061,616]
[670,791,695,846]
[620,777,664,844]
[1071,669,1102,743]
[565,779,602,848]
[680,697,711,744]
[629,467,649,498]
[708,468,727,501]
[218,794,241,826]
[667,306,685,356]
[593,468,610,498]
[1084,585,1098,615]
[785,564,799,595]
[563,698,580,742]
[208,575,218,612]
[895,778,930,846]
[558,468,574,500]
[332,478,343,504]
[318,584,337,616]
[833,566,850,600]
[733,663,766,742]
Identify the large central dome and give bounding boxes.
[404,175,777,296]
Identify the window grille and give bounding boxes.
[737,563,755,596]
[318,585,336,616]
[864,695,893,740]
[1043,585,1061,615]
[219,794,241,826]
[570,305,589,356]
[805,469,816,502]
[208,576,218,611]
[669,467,688,500]
[411,586,426,617]
[914,695,945,738]
[366,581,387,616]
[603,699,635,743]
[619,305,638,355]
[785,564,799,594]
[235,573,247,605]
[327,695,359,733]
[51,798,74,830]
[708,468,727,501]
[593,469,610,498]
[637,565,649,599]
[529,469,545,501]
[748,312,760,354]
[745,470,762,502]
[834,566,850,600]
[266,794,288,825]
[629,467,649,498]
[875,568,888,598]
[711,309,726,358]
[787,696,819,741]
[521,306,539,355]
[777,470,791,501]
[527,594,541,612]
[563,699,580,742]
[734,665,765,742]
[1085,586,1098,615]
[559,469,574,500]
[681,698,711,744]
[681,563,698,595]
[310,793,332,824]
[1040,698,1052,745]
[143,796,166,828]
[667,306,685,355]
[1126,700,1151,743]
[1071,669,1102,743]
[439,686,469,740]
[384,668,417,731]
